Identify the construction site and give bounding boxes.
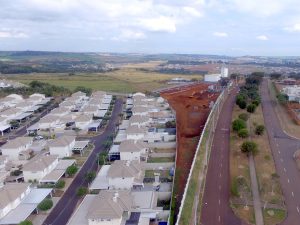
[161,82,221,220]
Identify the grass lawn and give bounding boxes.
[269,81,300,139]
[147,156,175,163]
[263,208,286,225]
[153,148,176,153]
[145,170,170,178]
[232,204,255,225]
[6,68,203,93]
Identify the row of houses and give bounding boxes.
[282,85,300,103]
[66,93,175,225]
[27,91,112,135]
[0,93,51,136]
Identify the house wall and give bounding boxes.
[88,217,122,225]
[108,177,134,189]
[120,151,141,162]
[50,145,72,158]
[23,170,46,182]
[127,134,144,140]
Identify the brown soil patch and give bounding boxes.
[161,83,220,217]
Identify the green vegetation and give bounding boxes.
[18,220,33,225]
[85,171,96,183]
[55,180,66,189]
[76,187,88,197]
[66,165,78,176]
[231,177,240,197]
[255,125,265,135]
[238,128,249,138]
[247,103,257,113]
[238,113,249,121]
[232,119,247,132]
[37,198,53,211]
[74,86,92,96]
[98,152,108,165]
[276,93,288,105]
[165,120,176,128]
[147,157,175,163]
[241,141,258,156]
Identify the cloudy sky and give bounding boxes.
[0,0,300,56]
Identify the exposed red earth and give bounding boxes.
[161,83,220,218]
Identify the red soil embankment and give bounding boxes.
[161,83,220,216]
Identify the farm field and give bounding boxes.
[5,68,202,93]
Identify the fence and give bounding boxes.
[174,85,229,225]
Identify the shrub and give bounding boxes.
[19,221,33,225]
[232,119,246,132]
[255,125,265,135]
[66,165,78,176]
[241,141,258,156]
[246,104,256,113]
[77,187,88,197]
[237,99,247,109]
[238,129,249,138]
[252,99,260,106]
[85,171,96,183]
[37,199,53,211]
[238,113,249,121]
[231,177,240,197]
[55,180,65,189]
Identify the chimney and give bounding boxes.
[126,161,130,167]
[113,192,119,202]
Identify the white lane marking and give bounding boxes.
[276,143,279,147]
[284,168,287,173]
[219,185,222,190]
[297,206,300,213]
[292,192,294,197]
[288,179,290,183]
[219,173,222,177]
[278,150,281,154]
[220,163,223,168]
[280,158,283,162]
[218,216,221,222]
[219,199,221,205]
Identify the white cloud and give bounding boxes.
[284,23,300,32]
[0,30,28,38]
[112,29,146,41]
[139,16,177,33]
[213,32,228,37]
[256,35,269,41]
[183,7,202,18]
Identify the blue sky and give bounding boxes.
[0,0,300,56]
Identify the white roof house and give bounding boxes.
[119,140,149,162]
[38,115,60,130]
[282,85,300,103]
[131,106,149,116]
[67,190,133,225]
[22,154,58,182]
[126,125,147,140]
[0,137,33,160]
[48,136,76,158]
[129,115,151,127]
[50,107,70,117]
[75,114,93,130]
[107,160,144,190]
[0,183,31,219]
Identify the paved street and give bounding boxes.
[200,88,246,225]
[42,98,123,225]
[261,79,300,225]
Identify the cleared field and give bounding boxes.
[6,68,203,93]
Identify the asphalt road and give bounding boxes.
[261,79,300,225]
[42,98,123,225]
[200,87,246,225]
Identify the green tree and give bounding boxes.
[237,99,247,109]
[238,129,249,138]
[241,141,258,156]
[255,125,265,135]
[232,119,247,132]
[277,93,288,104]
[19,220,33,225]
[238,113,249,121]
[85,171,96,183]
[246,104,256,113]
[74,86,92,96]
[37,199,53,211]
[77,187,88,197]
[55,180,65,189]
[66,165,78,176]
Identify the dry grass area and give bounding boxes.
[230,104,285,225]
[153,148,176,153]
[249,105,284,207]
[269,81,300,139]
[232,205,255,225]
[7,68,203,93]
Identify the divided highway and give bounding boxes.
[200,88,245,225]
[43,98,123,225]
[261,79,300,225]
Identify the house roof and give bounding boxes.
[0,183,30,209]
[87,190,133,220]
[107,160,142,178]
[126,125,147,135]
[0,108,20,116]
[75,114,92,123]
[132,106,149,114]
[72,91,86,98]
[48,136,75,148]
[91,91,106,97]
[51,107,70,115]
[129,115,150,124]
[39,114,60,123]
[119,140,148,153]
[22,154,58,172]
[1,137,33,149]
